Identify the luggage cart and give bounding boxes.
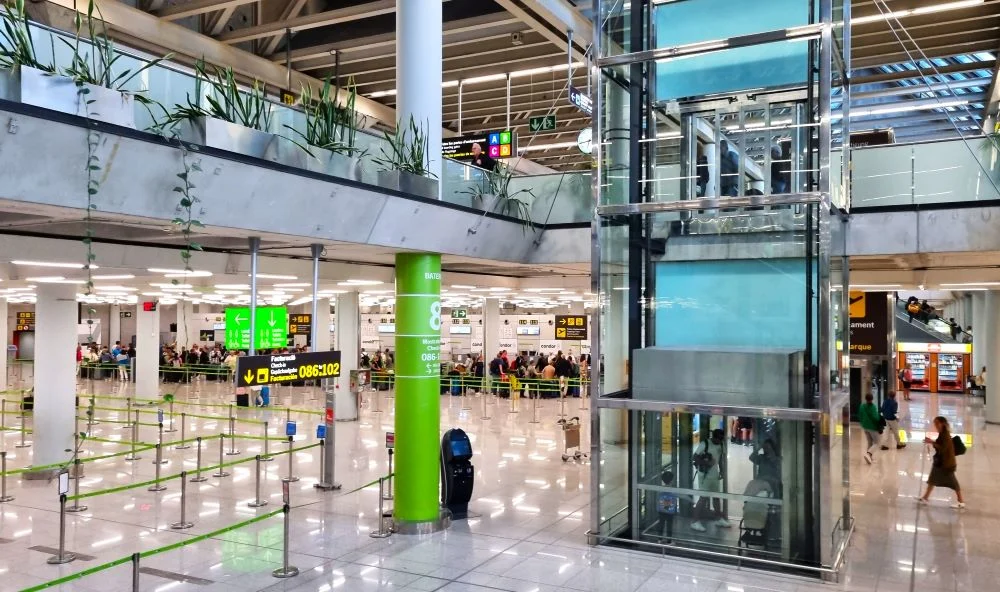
[558,417,588,462]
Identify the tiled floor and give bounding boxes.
[0,379,995,591]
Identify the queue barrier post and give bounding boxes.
[65,459,88,513]
[226,416,240,455]
[248,455,267,508]
[262,421,273,461]
[383,449,394,501]
[16,411,29,448]
[369,477,392,538]
[125,417,140,461]
[47,489,76,565]
[165,400,177,433]
[0,451,14,503]
[272,500,299,578]
[529,387,540,424]
[124,397,132,428]
[175,413,191,450]
[213,433,230,478]
[281,436,299,483]
[154,422,167,465]
[131,552,140,592]
[148,445,167,492]
[170,471,194,530]
[190,437,207,483]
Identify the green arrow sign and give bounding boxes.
[224,306,288,350]
[528,114,557,132]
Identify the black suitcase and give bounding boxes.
[235,393,250,407]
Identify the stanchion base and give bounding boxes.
[481,416,492,421]
[272,566,299,578]
[147,484,167,492]
[248,500,268,508]
[528,419,541,424]
[211,471,230,478]
[170,521,194,530]
[314,482,342,491]
[0,496,14,503]
[381,493,394,501]
[153,459,168,465]
[124,455,141,462]
[164,428,177,433]
[14,443,31,448]
[175,444,191,450]
[46,553,77,565]
[65,505,88,513]
[190,476,208,483]
[225,450,242,456]
[261,456,274,462]
[281,476,300,483]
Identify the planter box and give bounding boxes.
[377,169,439,200]
[174,116,281,161]
[305,146,363,182]
[0,65,135,128]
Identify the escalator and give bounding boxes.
[893,300,958,344]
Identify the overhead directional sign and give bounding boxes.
[568,85,593,116]
[237,350,342,388]
[288,313,312,335]
[450,309,467,319]
[224,306,288,350]
[528,114,557,132]
[554,314,588,340]
[15,312,34,331]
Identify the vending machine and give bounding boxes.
[903,351,931,391]
[937,353,965,392]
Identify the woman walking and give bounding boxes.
[917,416,966,509]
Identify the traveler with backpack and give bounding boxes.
[917,416,966,509]
[879,391,905,450]
[859,393,883,465]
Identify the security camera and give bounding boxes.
[511,32,523,46]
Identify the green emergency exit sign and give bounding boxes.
[224,306,288,350]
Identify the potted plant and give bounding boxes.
[157,60,280,160]
[286,76,366,181]
[0,0,166,128]
[373,116,439,199]
[462,163,534,231]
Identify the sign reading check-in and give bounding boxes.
[554,315,588,340]
[236,350,341,387]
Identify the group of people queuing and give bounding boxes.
[77,341,134,381]
[484,350,589,398]
[359,348,394,371]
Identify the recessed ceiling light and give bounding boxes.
[14,260,96,269]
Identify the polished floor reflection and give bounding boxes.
[0,379,995,591]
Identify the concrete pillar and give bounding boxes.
[315,299,332,352]
[109,304,121,347]
[984,291,1000,424]
[973,292,986,376]
[483,298,501,359]
[31,284,77,472]
[0,297,7,390]
[176,301,194,349]
[334,293,358,419]
[394,254,442,530]
[396,0,442,192]
[136,303,160,398]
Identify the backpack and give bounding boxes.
[907,302,920,314]
[656,492,679,514]
[953,435,967,456]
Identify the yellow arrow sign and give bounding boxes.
[243,370,254,385]
[558,318,566,325]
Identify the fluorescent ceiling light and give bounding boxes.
[343,279,383,285]
[165,271,212,278]
[850,284,902,288]
[852,0,983,25]
[274,283,312,287]
[28,277,86,284]
[520,141,578,152]
[941,282,1000,287]
[148,268,207,275]
[215,284,249,290]
[94,286,137,292]
[369,62,586,98]
[92,274,135,280]
[841,99,969,119]
[150,283,192,289]
[13,260,95,269]
[288,297,314,306]
[451,284,477,289]
[253,273,298,280]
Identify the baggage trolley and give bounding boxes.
[558,416,588,462]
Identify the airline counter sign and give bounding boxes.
[237,350,341,387]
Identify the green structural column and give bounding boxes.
[394,253,442,527]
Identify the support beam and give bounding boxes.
[44,0,395,123]
[157,0,256,21]
[260,0,310,56]
[495,0,587,62]
[218,0,396,45]
[205,6,237,36]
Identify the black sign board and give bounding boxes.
[120,311,133,319]
[199,329,216,342]
[15,311,34,331]
[441,130,517,163]
[850,129,894,148]
[554,315,588,340]
[848,291,889,356]
[568,85,593,116]
[237,350,341,387]
[288,313,312,335]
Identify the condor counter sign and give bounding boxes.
[237,350,341,387]
[848,291,889,356]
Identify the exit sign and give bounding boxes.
[528,114,556,132]
[451,309,468,319]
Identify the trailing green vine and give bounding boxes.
[171,140,204,273]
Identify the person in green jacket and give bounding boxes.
[859,393,882,465]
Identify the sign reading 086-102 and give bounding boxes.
[236,350,341,388]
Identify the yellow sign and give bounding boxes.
[849,291,866,318]
[281,90,296,106]
[556,327,566,338]
[257,368,269,384]
[243,370,254,385]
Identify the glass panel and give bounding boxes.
[653,0,810,48]
[598,219,631,397]
[852,145,913,207]
[626,409,822,567]
[599,72,632,206]
[913,139,1000,204]
[598,407,630,537]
